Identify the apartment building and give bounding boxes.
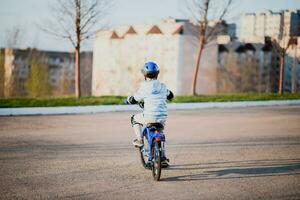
[240,10,300,43]
[0,48,93,97]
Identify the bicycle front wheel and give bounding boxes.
[139,136,149,169]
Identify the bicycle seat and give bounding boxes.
[146,123,164,131]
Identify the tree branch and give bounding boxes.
[206,0,233,41]
[36,22,76,47]
[39,0,110,49]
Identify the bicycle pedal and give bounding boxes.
[145,161,152,169]
[161,161,170,168]
[132,139,144,148]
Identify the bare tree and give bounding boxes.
[1,27,24,97]
[40,0,110,97]
[271,37,296,94]
[185,0,234,95]
[5,26,24,48]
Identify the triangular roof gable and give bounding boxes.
[218,44,228,53]
[244,43,256,52]
[261,43,272,52]
[126,26,137,34]
[110,31,121,39]
[147,25,163,34]
[235,45,245,53]
[172,25,183,35]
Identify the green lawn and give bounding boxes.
[172,93,300,103]
[0,93,300,108]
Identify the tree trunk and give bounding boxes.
[75,0,81,98]
[278,55,284,94]
[192,37,205,95]
[75,46,81,97]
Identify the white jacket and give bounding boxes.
[134,80,170,121]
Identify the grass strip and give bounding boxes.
[0,93,300,108]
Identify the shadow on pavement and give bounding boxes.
[162,158,300,182]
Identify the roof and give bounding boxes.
[147,25,163,34]
[244,43,256,51]
[261,43,273,52]
[219,41,273,53]
[96,18,189,39]
[172,25,184,35]
[126,26,137,34]
[218,44,229,53]
[110,31,122,39]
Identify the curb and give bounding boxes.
[1,100,300,116]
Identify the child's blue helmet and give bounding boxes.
[142,61,159,79]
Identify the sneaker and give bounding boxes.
[133,139,143,147]
[161,159,170,168]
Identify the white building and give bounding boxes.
[240,10,300,43]
[0,48,93,97]
[92,18,234,96]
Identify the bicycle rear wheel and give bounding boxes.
[152,141,161,181]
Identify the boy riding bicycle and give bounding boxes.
[126,61,174,166]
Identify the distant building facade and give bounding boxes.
[240,10,300,43]
[0,48,93,97]
[284,37,300,92]
[218,41,278,92]
[218,37,300,93]
[92,18,235,96]
[92,14,299,96]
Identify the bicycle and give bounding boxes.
[132,102,169,181]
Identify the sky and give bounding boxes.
[0,0,299,51]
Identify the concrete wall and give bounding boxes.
[92,18,228,96]
[285,39,300,92]
[92,20,183,96]
[177,22,219,95]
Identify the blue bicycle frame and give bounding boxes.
[141,126,165,161]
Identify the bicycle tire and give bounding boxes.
[139,136,149,169]
[152,141,162,181]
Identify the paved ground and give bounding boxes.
[0,106,300,199]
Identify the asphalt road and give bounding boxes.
[0,106,300,200]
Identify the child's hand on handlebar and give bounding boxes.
[138,101,144,108]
